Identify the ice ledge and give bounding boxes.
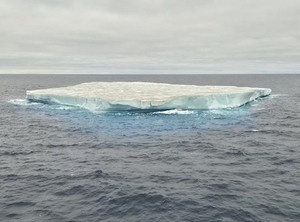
[26,82,271,112]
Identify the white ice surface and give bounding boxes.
[26,82,271,112]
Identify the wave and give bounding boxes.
[153,109,196,115]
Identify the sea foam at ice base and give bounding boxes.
[26,82,271,112]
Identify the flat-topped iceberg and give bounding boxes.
[26,82,271,112]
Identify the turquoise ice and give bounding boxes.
[26,82,271,112]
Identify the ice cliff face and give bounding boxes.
[26,82,271,112]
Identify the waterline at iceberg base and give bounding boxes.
[26,82,271,112]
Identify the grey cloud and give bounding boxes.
[0,0,299,74]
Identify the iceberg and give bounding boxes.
[26,82,271,112]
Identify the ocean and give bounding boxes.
[0,74,299,222]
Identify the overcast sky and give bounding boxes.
[0,0,299,74]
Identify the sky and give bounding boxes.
[0,0,299,74]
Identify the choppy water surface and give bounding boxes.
[0,75,299,222]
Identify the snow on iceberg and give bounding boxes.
[26,82,271,112]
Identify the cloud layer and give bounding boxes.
[0,0,299,74]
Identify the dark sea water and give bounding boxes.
[0,74,299,222]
